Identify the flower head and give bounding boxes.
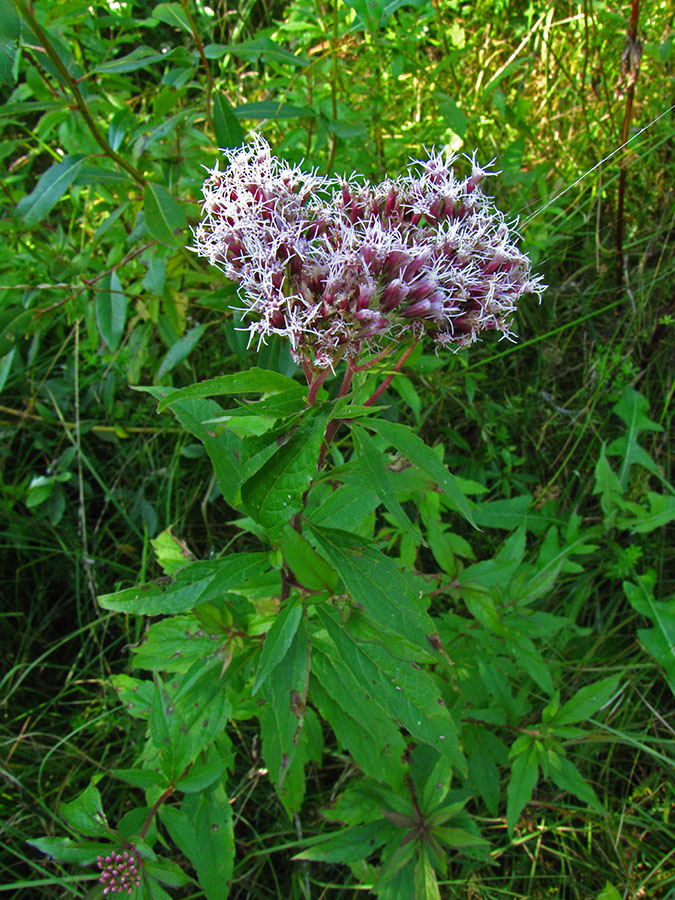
[96,850,142,895]
[191,135,545,368]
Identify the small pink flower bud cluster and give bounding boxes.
[191,134,545,368]
[96,850,142,895]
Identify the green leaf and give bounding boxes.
[552,674,621,727]
[617,491,675,534]
[144,182,187,244]
[144,857,192,887]
[177,756,230,793]
[608,388,662,483]
[17,155,87,225]
[317,607,466,774]
[352,427,421,542]
[279,525,338,593]
[111,768,169,790]
[362,418,475,526]
[132,614,223,673]
[294,822,390,863]
[624,577,675,692]
[593,444,625,517]
[506,741,538,835]
[136,385,244,504]
[156,368,303,411]
[205,38,308,67]
[472,494,534,531]
[260,615,311,813]
[152,2,192,32]
[98,553,267,615]
[96,271,127,351]
[151,528,194,576]
[157,324,207,379]
[595,883,622,900]
[309,523,436,652]
[60,782,109,838]
[241,408,329,539]
[414,849,441,900]
[311,645,407,788]
[28,837,114,864]
[183,786,235,899]
[213,93,245,148]
[547,751,602,810]
[234,100,314,120]
[91,45,188,74]
[253,598,303,694]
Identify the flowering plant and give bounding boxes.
[192,135,544,373]
[35,138,611,900]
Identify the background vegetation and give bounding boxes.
[1,0,673,897]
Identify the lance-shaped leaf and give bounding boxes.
[242,408,329,540]
[136,386,242,505]
[253,597,303,695]
[17,154,87,225]
[316,607,465,774]
[360,418,475,526]
[308,523,436,652]
[98,553,267,615]
[144,181,187,244]
[551,674,621,728]
[260,615,311,812]
[506,739,539,836]
[156,368,303,411]
[95,270,127,351]
[213,92,245,147]
[352,426,422,542]
[279,525,338,593]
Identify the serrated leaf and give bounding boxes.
[352,427,421,542]
[260,616,311,812]
[241,408,329,539]
[253,598,303,694]
[309,523,436,651]
[144,182,187,244]
[506,741,538,835]
[157,324,207,379]
[311,646,407,788]
[138,387,243,504]
[181,786,235,899]
[96,270,127,351]
[98,553,267,614]
[17,155,87,225]
[111,768,170,790]
[362,418,475,526]
[317,607,465,774]
[213,92,245,148]
[177,756,230,793]
[156,368,303,411]
[552,674,621,727]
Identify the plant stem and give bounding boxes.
[13,0,147,187]
[616,0,642,286]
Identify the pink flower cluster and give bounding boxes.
[96,850,142,895]
[191,134,544,368]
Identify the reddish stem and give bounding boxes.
[364,339,418,407]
